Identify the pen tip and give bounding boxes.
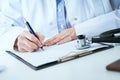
[40,46,44,51]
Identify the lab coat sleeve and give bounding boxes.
[74,11,118,37]
[0,0,25,51]
[0,26,25,51]
[0,13,25,50]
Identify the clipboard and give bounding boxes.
[5,41,113,70]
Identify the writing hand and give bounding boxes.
[14,30,44,52]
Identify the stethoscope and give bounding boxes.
[76,28,120,50]
[76,35,91,50]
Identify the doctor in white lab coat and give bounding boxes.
[0,0,118,52]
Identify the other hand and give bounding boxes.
[44,27,77,46]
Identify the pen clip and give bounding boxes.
[23,18,27,23]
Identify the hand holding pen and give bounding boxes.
[24,19,44,50]
[14,19,44,52]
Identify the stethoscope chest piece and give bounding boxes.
[76,35,91,50]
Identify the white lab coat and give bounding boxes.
[0,0,119,50]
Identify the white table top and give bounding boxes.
[0,46,120,80]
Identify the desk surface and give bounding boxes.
[0,46,120,80]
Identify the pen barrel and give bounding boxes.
[25,22,39,39]
[26,22,33,33]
